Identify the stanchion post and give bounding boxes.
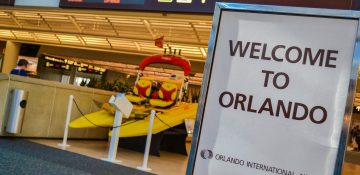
[101,93,133,164]
[102,110,123,163]
[137,110,156,172]
[58,95,73,149]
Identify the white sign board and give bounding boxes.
[109,93,133,118]
[188,3,360,175]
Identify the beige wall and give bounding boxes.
[0,73,115,139]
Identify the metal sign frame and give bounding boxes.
[186,2,360,175]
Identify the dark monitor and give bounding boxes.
[0,0,14,6]
[19,44,40,57]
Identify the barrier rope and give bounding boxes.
[72,98,139,129]
[72,98,179,132]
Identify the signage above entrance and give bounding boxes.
[59,0,359,13]
[186,3,360,175]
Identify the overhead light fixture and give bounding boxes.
[200,48,207,57]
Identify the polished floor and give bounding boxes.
[30,139,360,175]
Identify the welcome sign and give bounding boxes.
[187,3,360,175]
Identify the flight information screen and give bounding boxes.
[59,0,359,12]
[62,0,145,5]
[59,0,219,13]
[59,0,151,9]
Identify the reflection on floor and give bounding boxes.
[30,139,360,175]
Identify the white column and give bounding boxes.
[2,41,21,74]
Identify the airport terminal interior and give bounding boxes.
[1,0,360,175]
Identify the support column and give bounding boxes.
[2,41,21,74]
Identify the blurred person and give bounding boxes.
[351,125,360,138]
[10,59,29,76]
[151,81,160,99]
[350,125,360,151]
[356,130,360,151]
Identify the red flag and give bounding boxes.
[155,36,164,48]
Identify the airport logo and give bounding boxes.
[200,149,213,160]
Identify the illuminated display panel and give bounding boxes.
[59,0,359,13]
[45,61,71,71]
[59,0,218,13]
[44,56,105,74]
[64,0,145,5]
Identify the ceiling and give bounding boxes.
[0,7,212,61]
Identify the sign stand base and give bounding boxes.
[101,158,122,164]
[136,167,152,172]
[57,143,70,149]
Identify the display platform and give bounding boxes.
[119,123,188,156]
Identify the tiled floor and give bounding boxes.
[31,139,360,175]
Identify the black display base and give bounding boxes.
[119,123,188,156]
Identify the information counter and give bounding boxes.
[0,74,115,139]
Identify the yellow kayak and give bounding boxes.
[115,103,197,137]
[69,103,198,137]
[69,110,114,128]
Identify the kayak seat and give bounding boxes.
[150,82,178,108]
[126,79,152,104]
